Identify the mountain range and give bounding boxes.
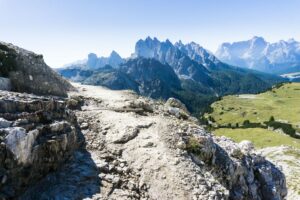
[57,37,286,114]
[216,36,300,75]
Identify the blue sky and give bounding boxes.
[0,0,299,67]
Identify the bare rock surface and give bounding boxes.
[0,90,79,199]
[0,41,73,96]
[17,83,287,200]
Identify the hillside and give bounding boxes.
[205,82,300,130]
[0,41,73,96]
[205,82,300,199]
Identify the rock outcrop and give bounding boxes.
[17,83,286,200]
[0,41,73,96]
[0,90,79,199]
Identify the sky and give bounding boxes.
[0,0,299,67]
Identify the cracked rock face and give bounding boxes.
[0,91,79,199]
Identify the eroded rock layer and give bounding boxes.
[0,90,79,199]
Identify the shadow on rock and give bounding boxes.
[19,123,101,200]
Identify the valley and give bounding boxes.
[205,82,300,199]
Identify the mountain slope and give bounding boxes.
[59,58,182,99]
[134,37,285,95]
[216,36,300,75]
[0,41,73,96]
[119,58,181,98]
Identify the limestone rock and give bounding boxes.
[239,140,255,155]
[0,90,79,199]
[0,118,11,128]
[165,97,189,113]
[0,41,73,96]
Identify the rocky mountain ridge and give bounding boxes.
[63,50,124,70]
[216,36,300,75]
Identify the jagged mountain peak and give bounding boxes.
[110,50,119,57]
[67,50,124,70]
[251,36,266,42]
[216,37,300,74]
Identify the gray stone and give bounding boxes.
[0,118,11,128]
[0,77,11,91]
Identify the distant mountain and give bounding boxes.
[175,41,220,69]
[59,58,181,99]
[216,36,300,75]
[134,37,212,85]
[134,37,284,94]
[62,50,124,70]
[58,37,286,114]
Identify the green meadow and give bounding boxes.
[206,82,300,129]
[213,128,300,149]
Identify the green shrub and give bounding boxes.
[186,136,202,154]
[243,120,250,126]
[269,116,275,122]
[266,121,299,139]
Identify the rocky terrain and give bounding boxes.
[0,90,79,198]
[0,41,73,97]
[0,82,285,200]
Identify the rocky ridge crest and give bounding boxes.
[9,83,286,200]
[0,41,73,97]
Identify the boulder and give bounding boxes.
[0,118,11,128]
[165,98,190,119]
[165,98,189,113]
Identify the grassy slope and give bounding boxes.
[206,82,300,197]
[206,82,300,128]
[213,128,300,149]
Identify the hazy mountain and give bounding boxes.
[216,36,300,74]
[134,37,212,85]
[63,50,124,70]
[134,37,284,93]
[175,41,220,69]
